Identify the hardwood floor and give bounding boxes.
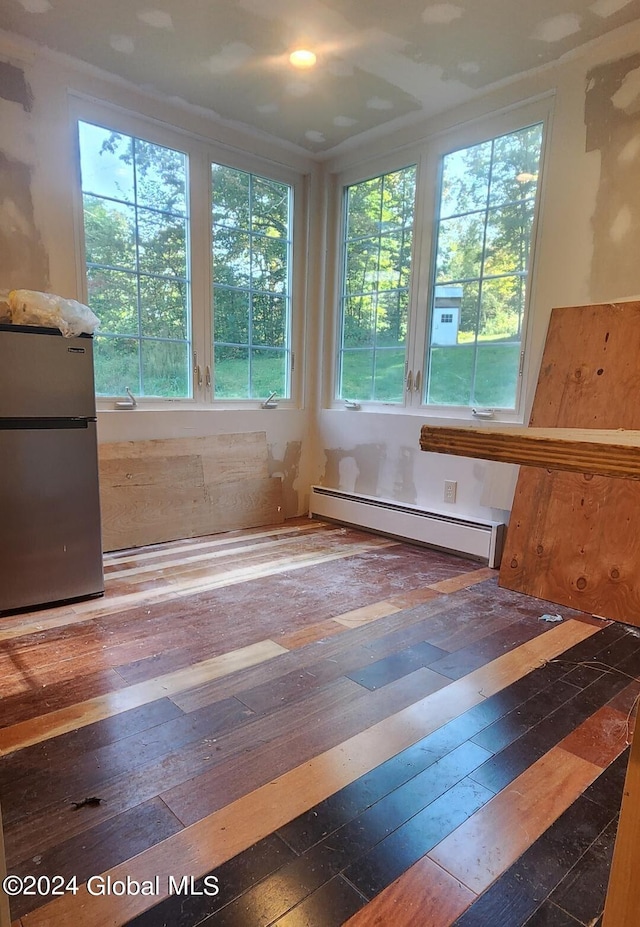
[0,518,636,927]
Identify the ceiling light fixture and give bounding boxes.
[289,49,317,69]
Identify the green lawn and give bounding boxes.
[340,342,521,407]
[96,339,521,406]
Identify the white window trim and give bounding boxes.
[326,95,555,424]
[69,95,308,412]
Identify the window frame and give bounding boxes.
[335,160,419,406]
[70,96,307,410]
[328,96,553,423]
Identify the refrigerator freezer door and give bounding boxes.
[0,422,104,611]
[0,326,96,419]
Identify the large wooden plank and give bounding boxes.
[99,433,283,551]
[500,301,640,625]
[99,432,270,477]
[603,727,640,927]
[420,424,640,479]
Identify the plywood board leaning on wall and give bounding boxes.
[499,301,640,626]
[99,433,283,551]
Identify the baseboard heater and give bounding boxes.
[309,485,506,568]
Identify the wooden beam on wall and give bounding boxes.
[420,425,640,480]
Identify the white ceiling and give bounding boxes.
[4,0,640,156]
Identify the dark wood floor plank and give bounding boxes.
[471,658,634,794]
[161,668,450,827]
[0,697,255,825]
[10,798,183,919]
[343,777,493,899]
[548,817,619,925]
[4,677,366,865]
[427,618,552,681]
[345,642,448,690]
[0,700,185,782]
[279,741,491,858]
[470,679,582,754]
[194,844,349,927]
[522,903,584,926]
[583,747,630,813]
[270,876,366,927]
[126,834,296,927]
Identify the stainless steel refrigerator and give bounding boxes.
[0,323,104,612]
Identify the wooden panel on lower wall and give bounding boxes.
[499,301,640,627]
[99,433,283,551]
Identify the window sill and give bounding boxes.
[97,400,302,414]
[325,401,525,425]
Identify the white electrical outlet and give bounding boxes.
[444,480,457,503]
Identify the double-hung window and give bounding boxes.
[76,109,298,404]
[78,121,191,398]
[427,122,543,408]
[338,166,416,403]
[335,104,547,417]
[211,165,292,399]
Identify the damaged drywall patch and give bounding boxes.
[268,441,301,518]
[205,42,253,75]
[17,0,51,12]
[392,447,418,505]
[0,61,33,112]
[586,54,640,299]
[591,0,633,17]
[532,14,582,43]
[110,35,135,54]
[0,151,49,291]
[421,4,463,25]
[137,9,174,30]
[619,134,640,163]
[611,66,640,114]
[321,444,386,497]
[610,204,632,242]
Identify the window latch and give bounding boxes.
[205,365,211,389]
[406,369,413,392]
[413,369,421,392]
[193,352,203,389]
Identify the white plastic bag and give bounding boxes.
[8,289,100,337]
